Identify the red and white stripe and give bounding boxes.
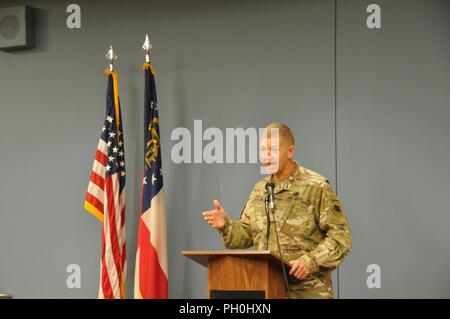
[134,187,168,299]
[85,139,126,299]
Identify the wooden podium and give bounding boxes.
[181,250,290,299]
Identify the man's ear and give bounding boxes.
[288,145,295,159]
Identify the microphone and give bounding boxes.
[265,182,275,209]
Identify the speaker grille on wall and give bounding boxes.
[0,5,35,51]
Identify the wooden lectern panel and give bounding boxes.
[181,250,288,299]
[209,256,267,291]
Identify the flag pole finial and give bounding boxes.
[106,45,117,71]
[142,34,152,63]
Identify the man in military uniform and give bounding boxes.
[202,123,352,299]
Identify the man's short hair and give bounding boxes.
[264,122,295,146]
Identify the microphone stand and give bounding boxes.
[264,193,290,298]
[264,194,271,250]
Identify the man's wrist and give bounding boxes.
[218,215,232,234]
[299,254,319,274]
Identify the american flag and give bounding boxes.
[134,63,168,298]
[84,69,127,299]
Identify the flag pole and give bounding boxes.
[106,45,117,71]
[105,45,121,146]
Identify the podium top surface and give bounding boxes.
[181,250,291,269]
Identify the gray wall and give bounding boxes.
[337,0,450,298]
[0,0,449,298]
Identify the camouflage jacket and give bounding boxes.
[219,162,352,298]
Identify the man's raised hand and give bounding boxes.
[202,200,226,230]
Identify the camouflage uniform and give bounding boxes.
[219,161,352,299]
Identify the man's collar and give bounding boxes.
[269,160,301,193]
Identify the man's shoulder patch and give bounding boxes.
[332,203,342,214]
